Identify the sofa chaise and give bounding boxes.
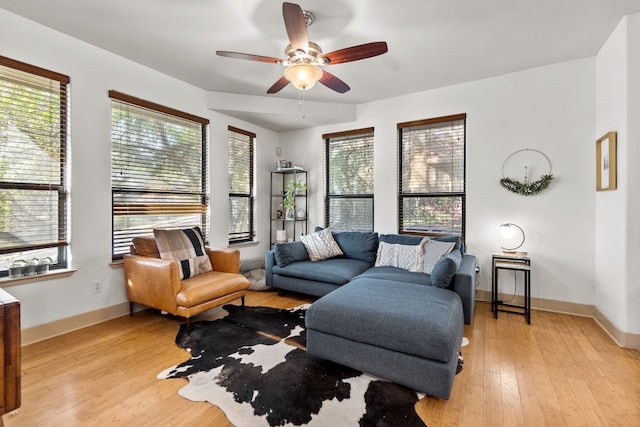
[264,230,477,399]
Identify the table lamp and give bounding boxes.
[499,223,526,255]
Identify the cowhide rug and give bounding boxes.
[158,305,466,427]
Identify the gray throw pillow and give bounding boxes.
[273,241,309,267]
[430,250,462,288]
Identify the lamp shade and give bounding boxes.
[499,223,525,252]
[283,64,323,90]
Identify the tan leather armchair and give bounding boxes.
[123,237,250,326]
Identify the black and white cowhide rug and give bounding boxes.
[158,305,466,427]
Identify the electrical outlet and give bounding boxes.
[92,280,102,294]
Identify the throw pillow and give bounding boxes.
[273,241,309,267]
[375,240,425,272]
[430,250,462,288]
[300,228,343,261]
[423,239,456,274]
[153,226,213,280]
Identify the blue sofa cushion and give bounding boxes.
[355,266,432,286]
[430,249,463,288]
[332,231,379,265]
[273,241,309,267]
[306,277,464,363]
[272,258,371,285]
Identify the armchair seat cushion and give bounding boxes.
[176,271,250,307]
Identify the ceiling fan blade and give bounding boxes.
[282,2,309,53]
[267,76,290,94]
[319,71,350,93]
[216,51,280,64]
[323,42,389,65]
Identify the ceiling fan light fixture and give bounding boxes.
[284,63,323,90]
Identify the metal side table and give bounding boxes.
[491,253,531,324]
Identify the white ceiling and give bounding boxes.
[2,0,640,131]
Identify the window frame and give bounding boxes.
[397,114,466,239]
[109,90,209,260]
[0,56,70,276]
[227,126,255,244]
[323,127,375,232]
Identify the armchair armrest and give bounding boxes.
[206,247,240,274]
[123,254,182,313]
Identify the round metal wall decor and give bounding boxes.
[500,148,554,196]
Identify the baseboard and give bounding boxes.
[21,302,132,346]
[475,290,640,350]
[593,307,640,350]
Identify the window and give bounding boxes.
[110,91,209,259]
[398,114,466,238]
[0,56,70,276]
[324,128,374,231]
[227,126,255,244]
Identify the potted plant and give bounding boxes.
[280,179,308,220]
[9,260,26,278]
[37,257,53,274]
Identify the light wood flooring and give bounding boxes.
[4,291,639,426]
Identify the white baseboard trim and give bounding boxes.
[475,290,640,350]
[22,302,132,346]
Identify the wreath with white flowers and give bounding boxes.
[500,149,554,196]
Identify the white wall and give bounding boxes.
[282,58,597,305]
[596,12,640,335]
[627,13,640,335]
[0,9,278,329]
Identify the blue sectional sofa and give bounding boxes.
[264,231,477,324]
[264,230,477,399]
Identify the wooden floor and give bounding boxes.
[4,291,639,426]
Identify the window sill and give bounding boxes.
[228,240,260,249]
[0,268,77,287]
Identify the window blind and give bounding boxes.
[0,56,69,273]
[227,126,255,243]
[324,128,374,231]
[398,114,466,237]
[110,91,209,259]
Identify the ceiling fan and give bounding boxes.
[216,2,388,94]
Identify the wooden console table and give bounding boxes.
[0,288,20,426]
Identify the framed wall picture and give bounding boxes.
[596,131,617,191]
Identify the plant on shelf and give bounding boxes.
[280,179,308,220]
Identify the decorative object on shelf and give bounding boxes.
[23,258,39,276]
[276,160,292,170]
[37,257,52,274]
[280,179,309,219]
[499,223,527,255]
[8,260,25,278]
[596,131,617,191]
[276,230,287,243]
[296,209,306,220]
[500,148,554,196]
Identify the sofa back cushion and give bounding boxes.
[380,234,464,253]
[332,231,379,265]
[273,241,309,267]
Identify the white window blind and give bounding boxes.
[324,128,374,231]
[398,114,466,237]
[110,90,209,259]
[227,126,255,243]
[0,56,70,274]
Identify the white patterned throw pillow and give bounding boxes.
[422,239,456,274]
[375,238,427,272]
[300,228,343,261]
